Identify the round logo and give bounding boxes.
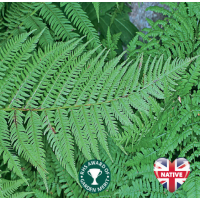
[79,159,111,193]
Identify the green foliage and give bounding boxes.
[124,2,200,198]
[92,2,100,22]
[102,27,121,60]
[127,2,200,61]
[0,171,33,198]
[0,2,200,198]
[81,2,138,54]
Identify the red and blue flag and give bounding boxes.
[154,158,190,193]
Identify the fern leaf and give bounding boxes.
[0,31,32,82]
[1,178,25,198]
[25,38,82,108]
[0,30,43,108]
[0,30,198,192]
[183,170,200,198]
[11,192,33,198]
[81,106,100,159]
[25,111,47,191]
[8,110,48,180]
[70,108,91,160]
[39,2,79,41]
[101,103,119,137]
[52,40,100,108]
[8,40,75,109]
[61,44,101,107]
[41,110,78,182]
[54,109,77,179]
[24,15,53,48]
[74,48,109,106]
[0,111,27,184]
[102,27,121,59]
[159,108,192,155]
[51,152,87,197]
[91,105,111,161]
[60,2,101,50]
[34,189,52,198]
[92,2,100,22]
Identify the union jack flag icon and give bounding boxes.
[154,158,190,193]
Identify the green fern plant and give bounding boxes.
[0,171,32,198]
[123,2,200,198]
[102,27,121,60]
[0,2,200,198]
[0,29,198,195]
[127,2,200,61]
[1,28,195,183]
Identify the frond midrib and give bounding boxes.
[1,57,191,112]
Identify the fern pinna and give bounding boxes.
[0,2,200,198]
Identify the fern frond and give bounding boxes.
[102,26,121,59]
[92,2,100,22]
[60,2,101,50]
[1,178,25,198]
[91,105,111,161]
[1,3,27,40]
[183,170,200,198]
[11,192,33,198]
[41,110,78,182]
[0,31,32,81]
[0,30,43,108]
[25,111,47,190]
[0,111,27,184]
[70,108,91,160]
[2,3,42,41]
[0,15,199,194]
[38,2,79,41]
[33,189,52,198]
[51,152,87,198]
[23,15,53,48]
[9,110,47,175]
[7,40,76,109]
[54,109,76,177]
[1,32,197,175]
[24,38,82,108]
[128,2,199,62]
[81,106,100,159]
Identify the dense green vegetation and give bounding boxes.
[0,2,199,198]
